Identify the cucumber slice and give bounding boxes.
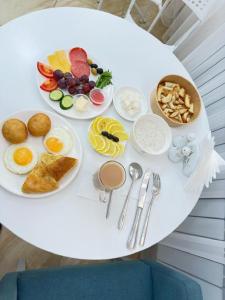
[49,89,64,101]
[60,95,74,110]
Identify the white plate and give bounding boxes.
[113,86,148,122]
[0,110,83,198]
[37,52,113,119]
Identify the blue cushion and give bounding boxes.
[143,261,203,300]
[0,273,17,300]
[17,261,152,300]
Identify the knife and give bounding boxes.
[127,169,152,249]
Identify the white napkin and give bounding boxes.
[185,133,225,193]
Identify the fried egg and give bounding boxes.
[4,144,38,174]
[43,127,73,155]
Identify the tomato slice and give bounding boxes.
[40,78,58,92]
[37,61,54,78]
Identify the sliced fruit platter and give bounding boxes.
[37,47,113,119]
[88,116,129,157]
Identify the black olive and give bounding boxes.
[97,68,103,74]
[90,63,98,68]
[101,131,109,137]
[112,136,119,143]
[107,133,114,140]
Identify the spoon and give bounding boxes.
[106,190,113,219]
[118,162,143,230]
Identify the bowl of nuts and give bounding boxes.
[150,75,201,127]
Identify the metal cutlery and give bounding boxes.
[127,169,151,249]
[139,173,161,247]
[118,163,143,230]
[106,190,113,219]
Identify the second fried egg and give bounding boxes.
[43,127,73,155]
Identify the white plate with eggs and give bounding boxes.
[113,86,148,122]
[0,110,82,198]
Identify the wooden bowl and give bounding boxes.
[150,75,201,127]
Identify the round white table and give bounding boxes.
[0,7,209,259]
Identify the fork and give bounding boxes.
[139,173,161,247]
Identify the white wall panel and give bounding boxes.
[192,45,225,80]
[207,98,225,118]
[202,83,225,107]
[198,71,225,97]
[159,262,224,300]
[177,216,224,240]
[157,245,224,286]
[190,199,225,219]
[182,22,225,72]
[160,232,225,264]
[195,58,225,88]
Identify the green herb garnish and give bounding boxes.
[96,71,112,89]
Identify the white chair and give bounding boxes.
[97,0,162,23]
[97,0,104,10]
[124,0,162,22]
[148,0,218,49]
[97,0,217,50]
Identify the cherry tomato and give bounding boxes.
[37,62,54,78]
[40,78,58,92]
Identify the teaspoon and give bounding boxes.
[118,162,143,230]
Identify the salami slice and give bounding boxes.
[71,61,90,78]
[69,47,87,64]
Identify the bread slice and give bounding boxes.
[22,162,58,193]
[22,154,78,193]
[46,157,77,181]
[40,153,62,165]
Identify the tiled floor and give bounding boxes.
[0,0,158,278]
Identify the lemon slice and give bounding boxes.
[113,131,129,141]
[88,130,97,148]
[98,138,111,154]
[108,122,124,133]
[105,140,117,157]
[91,117,104,134]
[94,135,106,151]
[117,143,125,156]
[96,118,112,134]
[112,143,123,157]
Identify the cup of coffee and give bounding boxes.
[98,160,126,191]
[95,160,126,218]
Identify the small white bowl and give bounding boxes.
[132,113,172,155]
[113,86,148,122]
[73,94,90,102]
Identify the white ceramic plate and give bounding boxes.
[37,52,113,119]
[113,86,148,122]
[0,110,83,198]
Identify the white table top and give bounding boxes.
[0,7,209,259]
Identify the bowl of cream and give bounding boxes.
[132,113,172,155]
